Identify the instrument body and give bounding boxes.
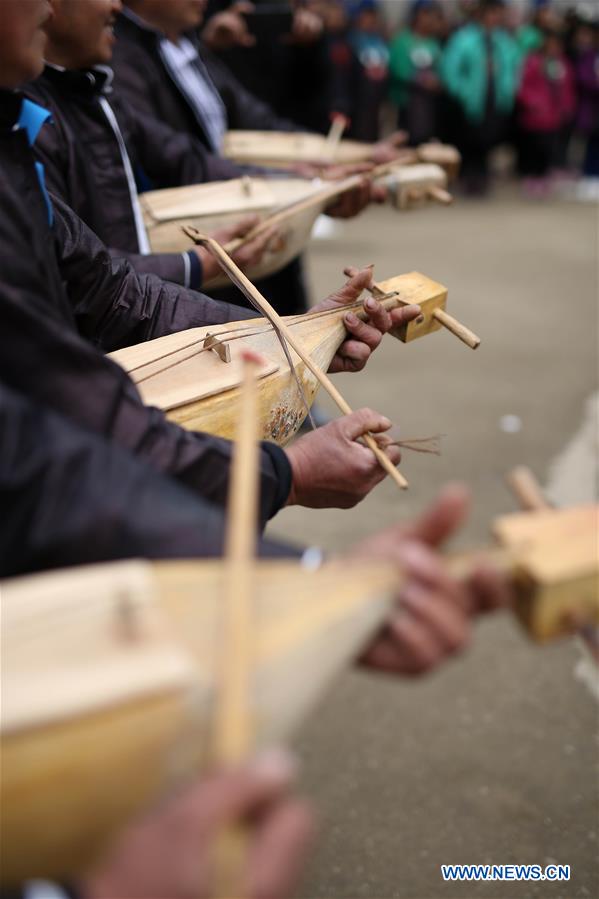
[1,558,396,884]
[222,131,461,180]
[140,166,450,287]
[2,504,598,883]
[110,272,447,443]
[141,176,318,288]
[222,129,377,167]
[2,503,597,883]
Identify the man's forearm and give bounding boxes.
[0,384,296,579]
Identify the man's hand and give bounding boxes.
[287,164,386,212]
[312,267,421,373]
[324,178,378,218]
[195,215,277,281]
[289,8,323,45]
[201,2,256,51]
[290,161,373,180]
[369,131,410,164]
[286,408,401,508]
[84,751,313,899]
[352,486,511,675]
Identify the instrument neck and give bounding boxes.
[445,545,517,584]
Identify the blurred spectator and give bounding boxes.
[346,0,390,141]
[204,0,331,132]
[572,18,599,195]
[454,0,479,30]
[309,0,353,123]
[441,0,520,195]
[516,0,555,57]
[389,0,444,145]
[516,28,576,197]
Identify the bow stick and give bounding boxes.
[324,114,348,159]
[213,353,261,898]
[184,227,409,490]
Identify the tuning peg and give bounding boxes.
[506,467,551,512]
[427,185,453,205]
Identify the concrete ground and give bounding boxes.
[265,186,599,899]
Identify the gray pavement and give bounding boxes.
[265,186,599,899]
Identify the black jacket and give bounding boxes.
[205,0,332,133]
[25,65,241,287]
[0,382,294,579]
[111,14,311,317]
[0,91,291,565]
[112,9,298,150]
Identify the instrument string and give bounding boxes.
[190,230,320,431]
[124,292,401,384]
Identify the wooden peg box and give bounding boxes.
[493,504,599,641]
[375,272,448,343]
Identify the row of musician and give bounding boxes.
[1,2,597,899]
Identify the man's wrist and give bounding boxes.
[283,444,302,506]
[300,546,325,570]
[24,881,78,899]
[260,442,294,515]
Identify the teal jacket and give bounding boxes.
[441,24,520,123]
[389,29,442,108]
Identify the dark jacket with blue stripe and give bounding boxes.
[0,91,292,577]
[112,9,298,149]
[25,65,241,288]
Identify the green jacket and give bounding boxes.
[389,29,441,108]
[441,24,520,122]
[516,23,543,59]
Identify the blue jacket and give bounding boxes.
[441,24,520,123]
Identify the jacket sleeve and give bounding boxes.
[124,100,242,186]
[0,382,296,579]
[0,138,291,526]
[24,87,207,290]
[0,288,291,525]
[51,194,254,352]
[103,246,201,290]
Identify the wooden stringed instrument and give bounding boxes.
[222,130,462,180]
[110,257,480,490]
[141,162,452,288]
[1,495,596,885]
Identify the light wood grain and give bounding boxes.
[374,272,480,349]
[109,274,442,445]
[222,130,461,179]
[188,233,409,490]
[141,164,451,290]
[2,504,597,883]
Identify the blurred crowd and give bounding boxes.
[217,0,598,199]
[0,1,595,896]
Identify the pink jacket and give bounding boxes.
[517,52,576,132]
